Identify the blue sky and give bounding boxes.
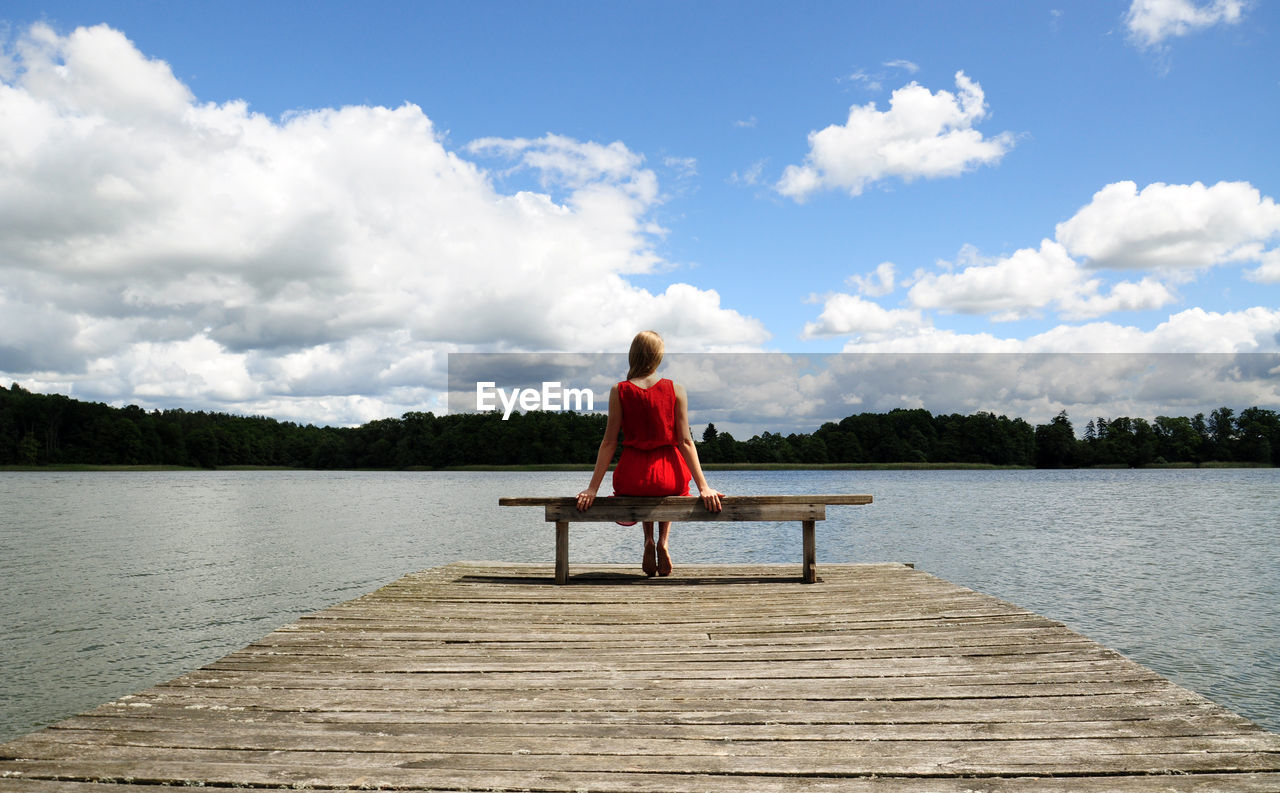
[1,1,1278,427]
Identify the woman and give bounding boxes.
[576,330,722,576]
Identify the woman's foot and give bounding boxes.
[656,544,673,577]
[642,542,657,577]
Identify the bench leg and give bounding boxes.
[555,521,569,585]
[802,519,817,584]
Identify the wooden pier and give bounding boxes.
[2,562,1278,791]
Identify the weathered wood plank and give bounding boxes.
[48,709,1265,741]
[5,741,1280,777]
[554,519,569,584]
[200,650,1131,675]
[74,691,1230,723]
[547,501,827,522]
[19,723,1280,759]
[5,771,1280,793]
[802,519,818,582]
[84,687,1219,720]
[154,665,1172,691]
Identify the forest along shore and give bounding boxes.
[3,383,1277,470]
[3,461,1272,473]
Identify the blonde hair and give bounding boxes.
[626,330,664,381]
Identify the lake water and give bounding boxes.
[1,468,1277,742]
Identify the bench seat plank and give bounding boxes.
[545,502,826,522]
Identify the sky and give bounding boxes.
[1,0,1278,430]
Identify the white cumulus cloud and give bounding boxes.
[777,71,1015,201]
[906,240,1179,321]
[907,241,1081,320]
[0,23,768,424]
[846,262,897,297]
[807,178,1279,354]
[837,306,1280,354]
[1124,0,1247,49]
[884,180,1275,323]
[802,293,926,340]
[1056,277,1179,319]
[1248,248,1280,283]
[1056,181,1280,271]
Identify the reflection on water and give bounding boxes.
[1,468,1276,741]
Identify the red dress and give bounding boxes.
[611,379,691,496]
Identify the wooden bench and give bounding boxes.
[498,494,873,584]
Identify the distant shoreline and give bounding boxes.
[2,461,1271,473]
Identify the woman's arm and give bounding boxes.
[673,382,722,512]
[576,385,622,511]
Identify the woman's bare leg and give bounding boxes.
[641,522,657,576]
[656,521,673,576]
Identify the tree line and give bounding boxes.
[2,383,1276,469]
[701,406,1278,468]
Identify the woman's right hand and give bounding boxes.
[699,486,723,512]
[576,488,597,512]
